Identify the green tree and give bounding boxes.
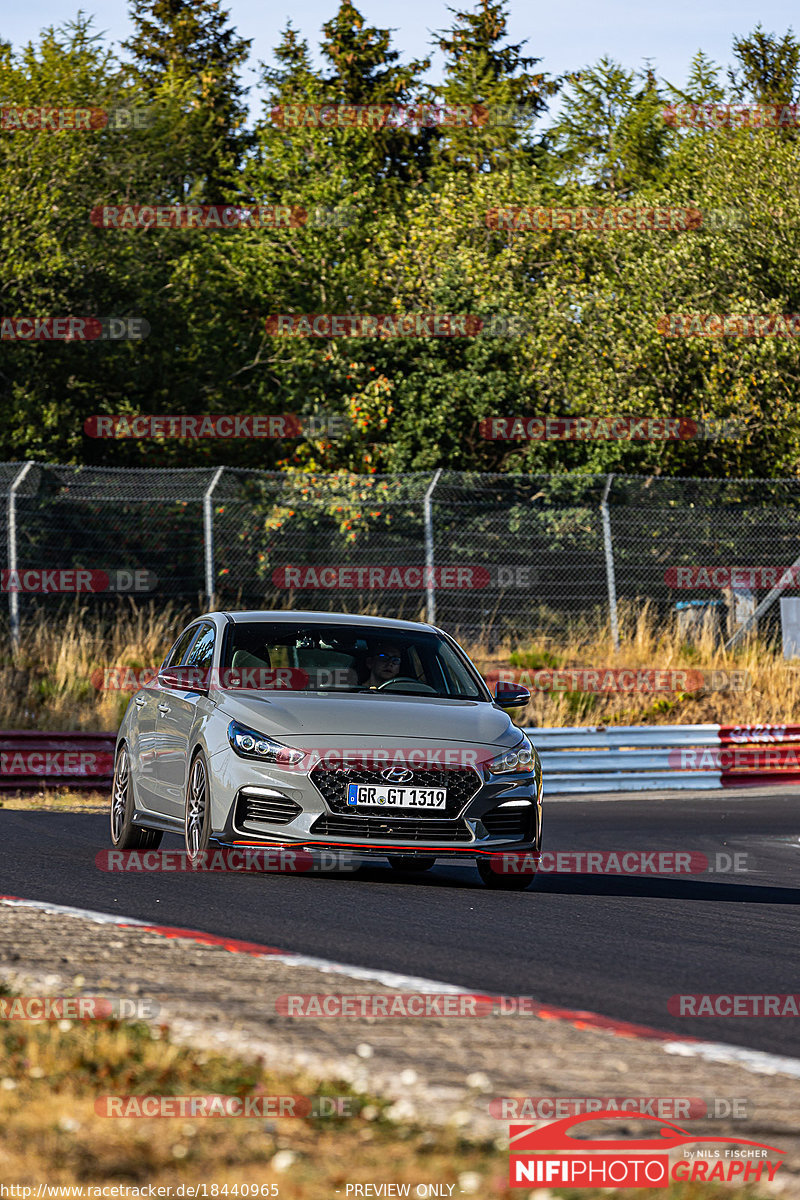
[0,15,259,466]
[549,58,670,194]
[316,1,433,186]
[0,16,172,462]
[432,0,561,176]
[729,25,800,106]
[122,0,252,200]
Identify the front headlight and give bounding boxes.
[227,720,305,766]
[486,734,538,775]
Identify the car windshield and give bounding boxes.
[221,622,488,699]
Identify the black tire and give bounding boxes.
[477,859,536,890]
[387,855,436,872]
[185,750,212,862]
[110,745,163,850]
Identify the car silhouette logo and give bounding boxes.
[510,1112,786,1154]
[382,767,413,783]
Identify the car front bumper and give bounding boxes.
[209,757,542,861]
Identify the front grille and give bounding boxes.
[310,763,481,818]
[311,815,473,842]
[235,791,302,828]
[481,806,531,839]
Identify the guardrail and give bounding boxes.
[3,724,800,795]
[0,731,115,790]
[525,723,800,793]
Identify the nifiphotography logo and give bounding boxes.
[508,1111,784,1188]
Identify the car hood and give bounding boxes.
[212,690,520,748]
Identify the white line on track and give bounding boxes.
[4,894,800,1080]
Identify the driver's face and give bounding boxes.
[366,646,402,683]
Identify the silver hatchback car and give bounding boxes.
[111,611,542,888]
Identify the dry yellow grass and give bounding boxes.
[469,600,800,727]
[0,789,107,811]
[0,603,188,731]
[0,600,796,732]
[0,996,501,1192]
[0,991,776,1199]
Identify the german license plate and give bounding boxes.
[346,783,446,808]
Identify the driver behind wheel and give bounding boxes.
[363,642,403,688]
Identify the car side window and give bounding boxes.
[406,646,426,682]
[184,623,215,670]
[437,641,482,696]
[164,626,200,669]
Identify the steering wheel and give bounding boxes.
[376,676,438,694]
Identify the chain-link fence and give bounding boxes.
[3,462,800,646]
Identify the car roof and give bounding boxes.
[195,610,437,633]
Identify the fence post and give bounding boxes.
[424,468,443,625]
[203,467,225,610]
[8,461,33,651]
[601,473,620,651]
[724,552,800,650]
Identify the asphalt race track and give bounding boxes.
[2,790,799,1058]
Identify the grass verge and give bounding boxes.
[0,988,777,1200]
[0,599,797,731]
[0,789,108,811]
[469,600,800,727]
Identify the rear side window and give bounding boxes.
[164,625,200,669]
[184,623,215,670]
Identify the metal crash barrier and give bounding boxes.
[3,723,800,794]
[525,723,800,793]
[0,731,116,789]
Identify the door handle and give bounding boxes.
[134,696,147,708]
[157,703,170,715]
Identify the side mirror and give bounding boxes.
[494,681,530,708]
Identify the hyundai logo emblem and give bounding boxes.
[382,766,413,784]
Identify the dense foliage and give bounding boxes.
[2,2,800,476]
